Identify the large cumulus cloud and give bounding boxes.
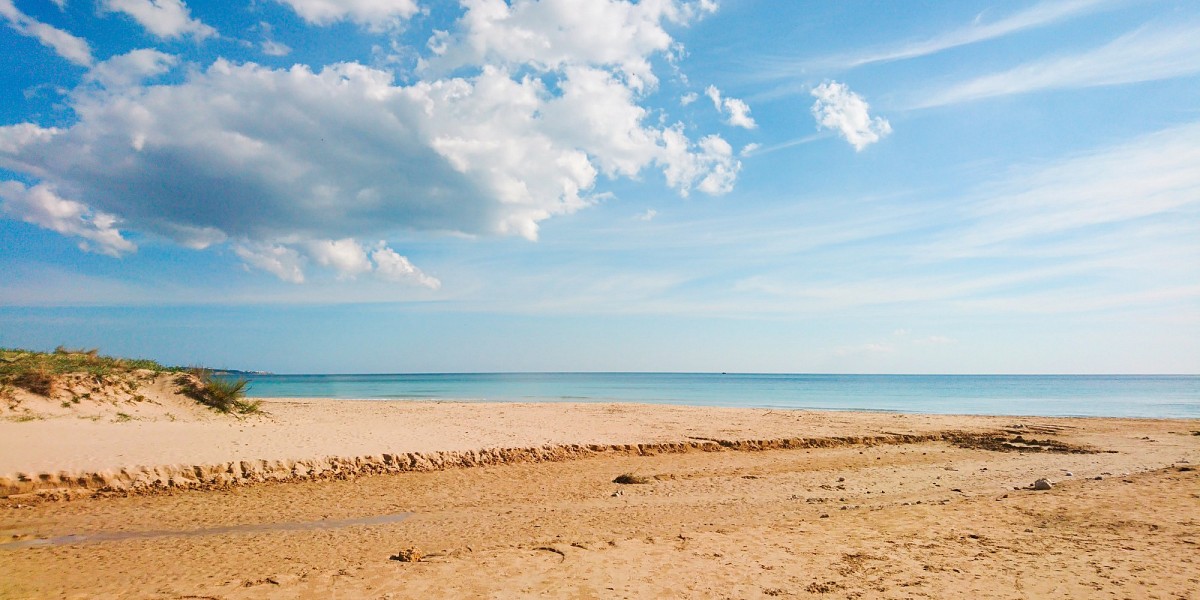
[0,0,739,285]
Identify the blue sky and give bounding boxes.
[0,0,1197,374]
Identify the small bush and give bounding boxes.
[181,370,260,414]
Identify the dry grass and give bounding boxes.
[10,366,55,396]
[1,347,260,416]
[0,347,182,397]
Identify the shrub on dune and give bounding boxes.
[180,369,261,415]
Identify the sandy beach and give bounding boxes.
[2,396,1198,598]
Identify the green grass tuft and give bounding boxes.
[180,370,261,414]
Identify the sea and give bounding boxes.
[238,373,1200,419]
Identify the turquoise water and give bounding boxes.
[239,373,1200,418]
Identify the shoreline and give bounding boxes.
[245,395,1198,419]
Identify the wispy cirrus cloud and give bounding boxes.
[728,121,1200,317]
[829,0,1115,69]
[940,121,1200,252]
[914,22,1200,108]
[749,0,1114,96]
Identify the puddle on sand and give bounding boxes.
[1,512,411,549]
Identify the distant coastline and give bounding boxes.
[236,372,1200,419]
[210,368,274,376]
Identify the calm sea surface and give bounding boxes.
[239,373,1200,418]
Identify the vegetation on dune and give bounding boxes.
[178,369,261,415]
[1,346,177,401]
[1,347,260,415]
[1,346,181,380]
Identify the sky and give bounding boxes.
[0,0,1197,374]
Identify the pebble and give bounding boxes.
[1032,478,1053,491]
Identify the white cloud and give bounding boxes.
[659,127,739,196]
[723,97,756,129]
[680,92,698,105]
[427,29,450,55]
[703,85,756,129]
[275,0,419,30]
[103,0,216,40]
[0,181,135,256]
[424,0,717,92]
[0,122,61,154]
[234,243,306,284]
[261,40,291,57]
[0,1,740,285]
[810,81,891,151]
[635,208,657,221]
[371,244,440,289]
[85,48,178,89]
[305,238,373,279]
[916,23,1200,108]
[695,135,738,194]
[234,237,439,286]
[0,0,93,66]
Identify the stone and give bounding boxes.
[1032,478,1053,490]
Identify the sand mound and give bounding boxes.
[2,371,223,423]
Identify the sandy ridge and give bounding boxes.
[1,430,1040,499]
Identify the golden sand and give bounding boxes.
[1,395,1197,598]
